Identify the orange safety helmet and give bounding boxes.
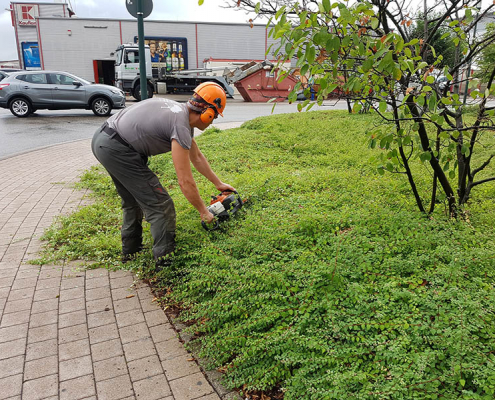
[193,82,227,123]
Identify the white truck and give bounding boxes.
[113,43,234,101]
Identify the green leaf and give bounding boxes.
[423,86,432,92]
[306,45,316,64]
[275,6,286,20]
[362,58,374,72]
[322,0,331,12]
[379,101,387,113]
[428,92,437,111]
[255,1,261,13]
[371,18,379,30]
[198,0,204,4]
[460,379,466,387]
[426,76,435,84]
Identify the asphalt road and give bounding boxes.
[0,95,348,160]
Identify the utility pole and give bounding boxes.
[136,0,147,101]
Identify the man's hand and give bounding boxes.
[200,210,215,224]
[216,182,236,193]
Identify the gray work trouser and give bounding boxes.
[91,125,176,260]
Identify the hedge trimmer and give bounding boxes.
[202,190,244,231]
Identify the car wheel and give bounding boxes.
[133,84,154,101]
[10,98,32,118]
[91,97,112,116]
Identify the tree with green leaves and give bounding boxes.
[215,0,495,218]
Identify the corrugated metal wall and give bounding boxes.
[38,18,121,78]
[36,17,288,82]
[196,23,267,64]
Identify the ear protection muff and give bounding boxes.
[200,107,216,123]
[200,102,220,124]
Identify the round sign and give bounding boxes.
[126,0,153,19]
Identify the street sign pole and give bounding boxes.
[136,0,148,101]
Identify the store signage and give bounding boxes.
[16,4,39,26]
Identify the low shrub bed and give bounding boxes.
[40,111,495,399]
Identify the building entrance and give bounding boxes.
[93,60,115,86]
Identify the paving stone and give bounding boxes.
[116,309,146,328]
[0,267,17,278]
[96,374,134,400]
[111,287,136,300]
[156,338,189,362]
[59,309,87,329]
[28,323,57,344]
[3,298,32,314]
[109,270,132,279]
[93,355,128,382]
[33,287,59,301]
[59,355,93,382]
[91,338,123,362]
[30,298,58,314]
[25,338,57,361]
[89,323,119,344]
[0,286,9,299]
[114,295,141,314]
[59,323,89,344]
[149,324,177,343]
[11,277,38,290]
[110,275,135,289]
[59,374,96,400]
[0,374,23,399]
[59,297,86,314]
[0,276,15,289]
[0,323,28,343]
[141,297,162,312]
[128,354,163,382]
[59,286,85,302]
[87,310,116,329]
[86,286,111,301]
[86,297,113,314]
[24,355,58,381]
[123,337,157,362]
[22,374,58,400]
[86,277,109,290]
[136,286,154,300]
[59,338,91,362]
[35,277,61,290]
[86,269,109,279]
[119,322,150,344]
[7,286,35,301]
[133,374,172,400]
[60,276,84,290]
[0,355,24,379]
[29,310,58,328]
[197,394,222,400]
[162,354,202,381]
[144,309,169,327]
[169,372,214,400]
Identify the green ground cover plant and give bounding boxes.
[39,111,495,399]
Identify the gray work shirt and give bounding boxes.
[107,98,194,156]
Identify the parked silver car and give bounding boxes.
[0,70,125,117]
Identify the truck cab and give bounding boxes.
[114,44,154,101]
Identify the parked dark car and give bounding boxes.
[0,70,125,117]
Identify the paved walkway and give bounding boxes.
[0,132,240,400]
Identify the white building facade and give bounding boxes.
[8,1,283,84]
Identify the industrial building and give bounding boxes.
[7,1,283,85]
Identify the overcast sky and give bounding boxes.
[0,0,254,61]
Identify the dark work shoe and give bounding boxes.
[155,255,173,272]
[121,251,140,263]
